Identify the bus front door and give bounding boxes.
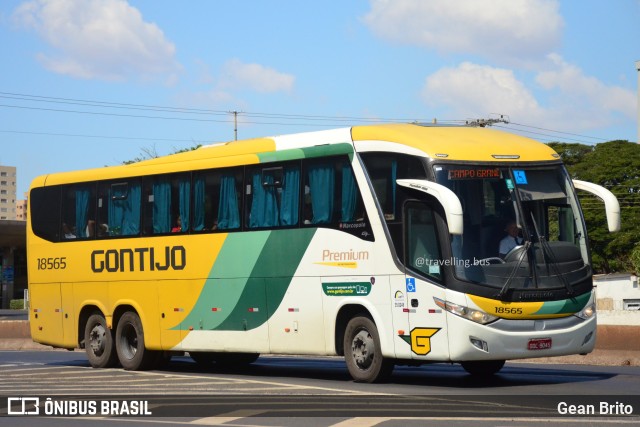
[403,201,450,361]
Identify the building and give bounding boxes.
[595,273,640,325]
[0,165,17,220]
[16,196,27,221]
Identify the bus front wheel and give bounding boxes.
[115,311,156,371]
[460,360,505,377]
[343,316,394,383]
[84,313,117,368]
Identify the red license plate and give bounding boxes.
[528,338,552,350]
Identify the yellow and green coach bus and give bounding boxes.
[27,123,620,382]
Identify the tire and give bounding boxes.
[343,316,394,383]
[460,360,506,377]
[115,311,156,371]
[84,313,118,368]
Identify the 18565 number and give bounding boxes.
[37,257,67,270]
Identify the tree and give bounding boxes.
[631,245,640,275]
[549,141,640,273]
[122,144,201,165]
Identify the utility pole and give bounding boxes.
[230,110,239,141]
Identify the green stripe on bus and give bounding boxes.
[213,228,316,331]
[173,228,316,332]
[532,292,590,315]
[256,143,353,163]
[171,231,271,331]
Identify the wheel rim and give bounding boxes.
[351,329,374,370]
[119,322,138,360]
[89,323,106,357]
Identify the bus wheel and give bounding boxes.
[115,312,155,371]
[344,316,394,383]
[84,313,117,368]
[461,360,505,377]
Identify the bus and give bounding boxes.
[27,123,620,382]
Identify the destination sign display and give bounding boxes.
[447,168,501,180]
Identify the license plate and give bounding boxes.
[528,338,552,350]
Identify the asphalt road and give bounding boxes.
[0,350,639,426]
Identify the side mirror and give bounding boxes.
[573,180,620,232]
[396,179,463,235]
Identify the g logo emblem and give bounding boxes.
[410,327,440,355]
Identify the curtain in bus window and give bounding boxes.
[341,163,357,222]
[250,172,279,228]
[280,166,299,226]
[217,174,240,229]
[75,189,90,238]
[152,179,171,233]
[308,164,334,224]
[192,176,205,231]
[109,182,141,236]
[179,177,190,231]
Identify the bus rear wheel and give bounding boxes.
[460,360,505,377]
[115,311,156,371]
[343,316,394,383]
[84,313,117,368]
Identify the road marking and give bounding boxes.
[329,418,390,427]
[190,410,269,425]
[128,370,392,396]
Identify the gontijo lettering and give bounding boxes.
[91,246,186,273]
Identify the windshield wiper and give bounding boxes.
[497,240,531,300]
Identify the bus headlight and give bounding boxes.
[434,297,498,325]
[575,303,596,320]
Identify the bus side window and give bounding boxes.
[246,162,300,229]
[301,156,372,240]
[143,173,191,235]
[193,168,242,232]
[62,184,95,239]
[97,180,141,237]
[30,186,62,242]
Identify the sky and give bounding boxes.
[0,0,638,198]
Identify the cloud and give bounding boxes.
[180,58,295,112]
[13,0,181,82]
[422,60,636,132]
[423,62,543,119]
[362,0,563,64]
[220,59,295,94]
[536,54,636,119]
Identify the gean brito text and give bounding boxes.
[91,246,186,273]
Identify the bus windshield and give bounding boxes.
[432,164,590,295]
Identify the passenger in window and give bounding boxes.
[171,216,182,233]
[86,220,96,237]
[97,223,109,237]
[62,223,76,239]
[499,220,523,258]
[87,220,109,237]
